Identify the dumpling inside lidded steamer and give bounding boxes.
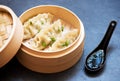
[0,11,13,48]
[23,13,79,52]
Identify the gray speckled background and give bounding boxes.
[0,0,120,81]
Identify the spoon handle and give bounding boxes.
[99,21,117,52]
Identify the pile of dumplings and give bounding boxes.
[23,13,78,51]
[0,11,13,48]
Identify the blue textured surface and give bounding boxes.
[0,0,120,81]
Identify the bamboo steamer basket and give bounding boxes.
[17,5,85,73]
[0,5,23,68]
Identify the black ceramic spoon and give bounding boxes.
[85,20,117,72]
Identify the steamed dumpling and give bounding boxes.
[50,29,78,51]
[23,13,54,40]
[32,33,51,50]
[31,19,64,50]
[23,13,79,51]
[0,11,12,25]
[0,12,13,48]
